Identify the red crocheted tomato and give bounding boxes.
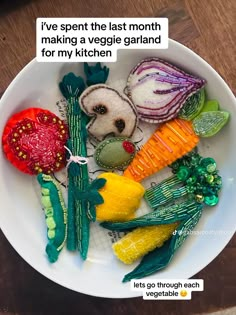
[2,108,68,175]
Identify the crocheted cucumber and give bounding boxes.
[37,173,67,263]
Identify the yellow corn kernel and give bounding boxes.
[112,223,179,264]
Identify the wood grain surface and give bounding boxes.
[0,0,235,314]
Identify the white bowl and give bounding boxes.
[0,39,236,298]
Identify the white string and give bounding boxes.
[64,145,89,169]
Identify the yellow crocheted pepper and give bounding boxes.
[112,223,179,264]
[96,172,145,222]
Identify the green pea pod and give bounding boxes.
[101,199,201,231]
[37,174,67,263]
[123,206,203,282]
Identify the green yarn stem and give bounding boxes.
[122,205,203,282]
[37,173,68,263]
[101,199,200,231]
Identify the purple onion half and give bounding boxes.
[126,58,206,124]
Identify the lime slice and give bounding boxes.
[179,89,205,120]
[201,99,219,112]
[193,111,230,137]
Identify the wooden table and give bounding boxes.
[0,0,235,314]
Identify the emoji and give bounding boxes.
[180,290,188,297]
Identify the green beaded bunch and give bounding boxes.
[145,150,222,208]
[171,151,222,206]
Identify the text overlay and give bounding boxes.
[36,18,168,62]
[131,279,204,300]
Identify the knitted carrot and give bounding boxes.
[124,118,199,182]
